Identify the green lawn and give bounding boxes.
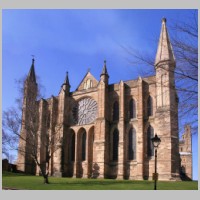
[2,172,198,190]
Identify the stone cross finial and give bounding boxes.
[31,55,35,63]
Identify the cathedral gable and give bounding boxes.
[76,71,98,91]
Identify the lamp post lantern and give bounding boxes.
[151,134,161,190]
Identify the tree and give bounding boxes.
[3,61,62,184]
[2,111,19,163]
[2,128,10,159]
[123,11,198,134]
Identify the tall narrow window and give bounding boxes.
[128,128,136,160]
[147,125,154,157]
[82,131,86,161]
[113,129,119,161]
[84,79,93,89]
[113,101,119,121]
[46,113,50,129]
[129,99,136,119]
[147,96,153,116]
[70,132,75,161]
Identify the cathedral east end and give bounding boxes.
[17,18,192,180]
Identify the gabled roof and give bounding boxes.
[76,70,98,91]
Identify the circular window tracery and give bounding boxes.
[72,98,97,125]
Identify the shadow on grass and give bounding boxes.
[2,171,33,177]
[50,179,153,186]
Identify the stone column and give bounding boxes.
[73,132,78,178]
[36,99,46,176]
[136,77,144,180]
[93,119,106,178]
[118,80,125,179]
[53,93,64,177]
[94,77,108,178]
[82,131,89,178]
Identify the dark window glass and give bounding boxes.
[147,96,153,116]
[70,132,75,161]
[113,101,119,121]
[129,99,136,119]
[82,131,86,161]
[47,113,50,129]
[113,129,119,161]
[128,128,136,160]
[147,125,154,157]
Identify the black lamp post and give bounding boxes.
[151,134,161,190]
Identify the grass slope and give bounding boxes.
[2,172,198,190]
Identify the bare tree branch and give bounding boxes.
[123,11,198,133]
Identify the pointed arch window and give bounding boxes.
[147,96,153,116]
[113,101,119,121]
[84,79,93,89]
[129,99,136,119]
[128,128,136,160]
[82,131,86,161]
[70,132,75,161]
[147,125,154,157]
[46,113,50,129]
[113,129,119,161]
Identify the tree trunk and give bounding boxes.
[43,175,49,184]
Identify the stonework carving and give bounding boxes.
[72,98,97,125]
[17,18,193,181]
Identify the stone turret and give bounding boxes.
[60,71,71,95]
[24,58,38,100]
[27,58,36,82]
[179,124,192,180]
[155,18,177,108]
[154,18,180,180]
[17,58,38,174]
[100,60,109,85]
[93,60,110,178]
[54,71,71,177]
[155,18,175,67]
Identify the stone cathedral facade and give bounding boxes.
[17,18,192,180]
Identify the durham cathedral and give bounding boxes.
[17,18,192,180]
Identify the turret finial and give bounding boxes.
[27,56,36,82]
[162,17,167,23]
[64,71,70,87]
[31,55,35,64]
[101,60,109,77]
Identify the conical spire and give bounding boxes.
[27,58,36,82]
[101,60,109,77]
[155,18,175,66]
[63,71,70,87]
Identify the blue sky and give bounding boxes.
[2,9,198,180]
